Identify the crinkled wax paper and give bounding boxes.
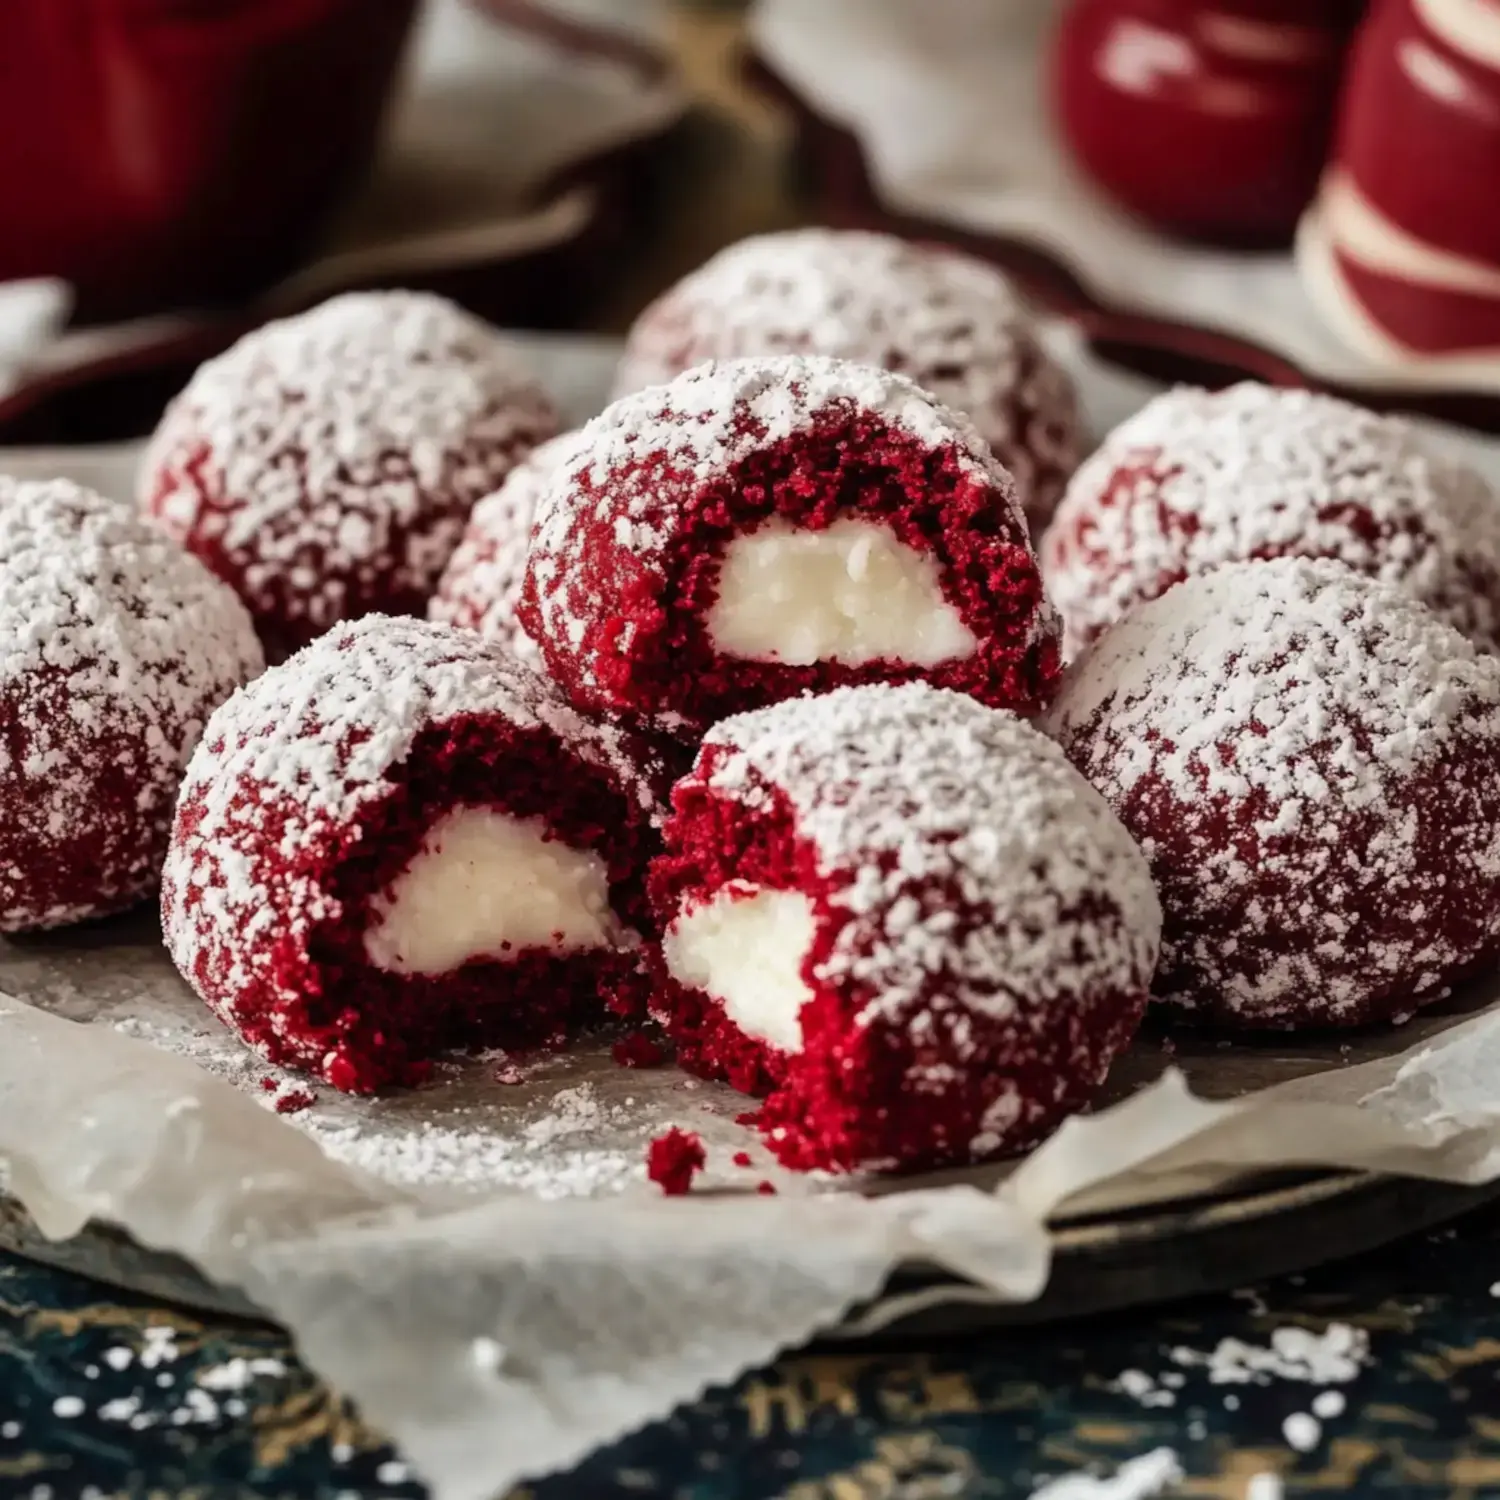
[2,334,1500,1500]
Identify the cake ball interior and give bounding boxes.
[661,882,817,1054]
[305,719,652,1069]
[364,805,618,977]
[708,516,977,668]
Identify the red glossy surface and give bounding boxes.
[1333,0,1500,271]
[0,0,416,320]
[1334,244,1500,354]
[1053,0,1365,245]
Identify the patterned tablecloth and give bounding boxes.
[3,1197,1499,1499]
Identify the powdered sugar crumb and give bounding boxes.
[1168,1324,1369,1386]
[1029,1447,1183,1500]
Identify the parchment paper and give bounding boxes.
[748,0,1500,395]
[3,333,1500,1500]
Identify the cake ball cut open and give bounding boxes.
[1047,557,1500,1030]
[1043,383,1500,657]
[649,681,1161,1173]
[430,431,581,665]
[140,291,560,657]
[163,616,666,1092]
[614,229,1082,530]
[0,477,262,931]
[521,356,1063,735]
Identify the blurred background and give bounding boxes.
[0,0,1496,431]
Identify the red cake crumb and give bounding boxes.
[1046,556,1500,1029]
[647,1127,706,1195]
[1043,383,1500,658]
[757,1182,777,1196]
[521,355,1062,735]
[430,431,579,664]
[139,291,560,657]
[732,1150,753,1168]
[612,1031,667,1068]
[614,230,1081,531]
[0,477,262,933]
[162,616,667,1093]
[649,681,1161,1173]
[272,1088,317,1115]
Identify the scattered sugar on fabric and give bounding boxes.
[1168,1324,1368,1386]
[1028,1447,1182,1500]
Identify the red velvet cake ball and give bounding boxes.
[429,432,580,665]
[162,616,666,1093]
[649,681,1161,1173]
[139,291,560,657]
[0,477,262,931]
[1042,383,1500,658]
[614,230,1081,530]
[1046,556,1500,1031]
[521,355,1063,736]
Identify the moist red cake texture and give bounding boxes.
[1043,382,1500,659]
[0,477,262,932]
[139,290,560,658]
[1046,556,1500,1030]
[162,615,666,1094]
[430,431,582,665]
[520,355,1063,736]
[613,229,1081,531]
[649,681,1161,1174]
[646,1127,706,1195]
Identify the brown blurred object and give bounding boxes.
[0,0,418,321]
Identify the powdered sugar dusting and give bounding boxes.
[525,353,1048,707]
[430,430,584,663]
[0,476,263,930]
[1047,557,1500,1024]
[1043,383,1500,656]
[614,229,1080,523]
[161,616,658,1071]
[1029,1448,1183,1500]
[702,681,1161,1033]
[140,290,559,646]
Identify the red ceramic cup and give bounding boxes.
[1053,0,1367,246]
[0,0,418,321]
[1301,0,1500,360]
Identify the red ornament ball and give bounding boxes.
[521,354,1062,737]
[649,681,1160,1173]
[1046,556,1500,1030]
[1042,383,1500,659]
[615,229,1081,531]
[139,291,560,657]
[163,616,666,1093]
[0,477,262,932]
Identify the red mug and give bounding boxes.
[1301,0,1500,361]
[1053,0,1366,246]
[0,0,418,321]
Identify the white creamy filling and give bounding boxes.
[364,806,617,976]
[662,883,817,1054]
[708,517,976,667]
